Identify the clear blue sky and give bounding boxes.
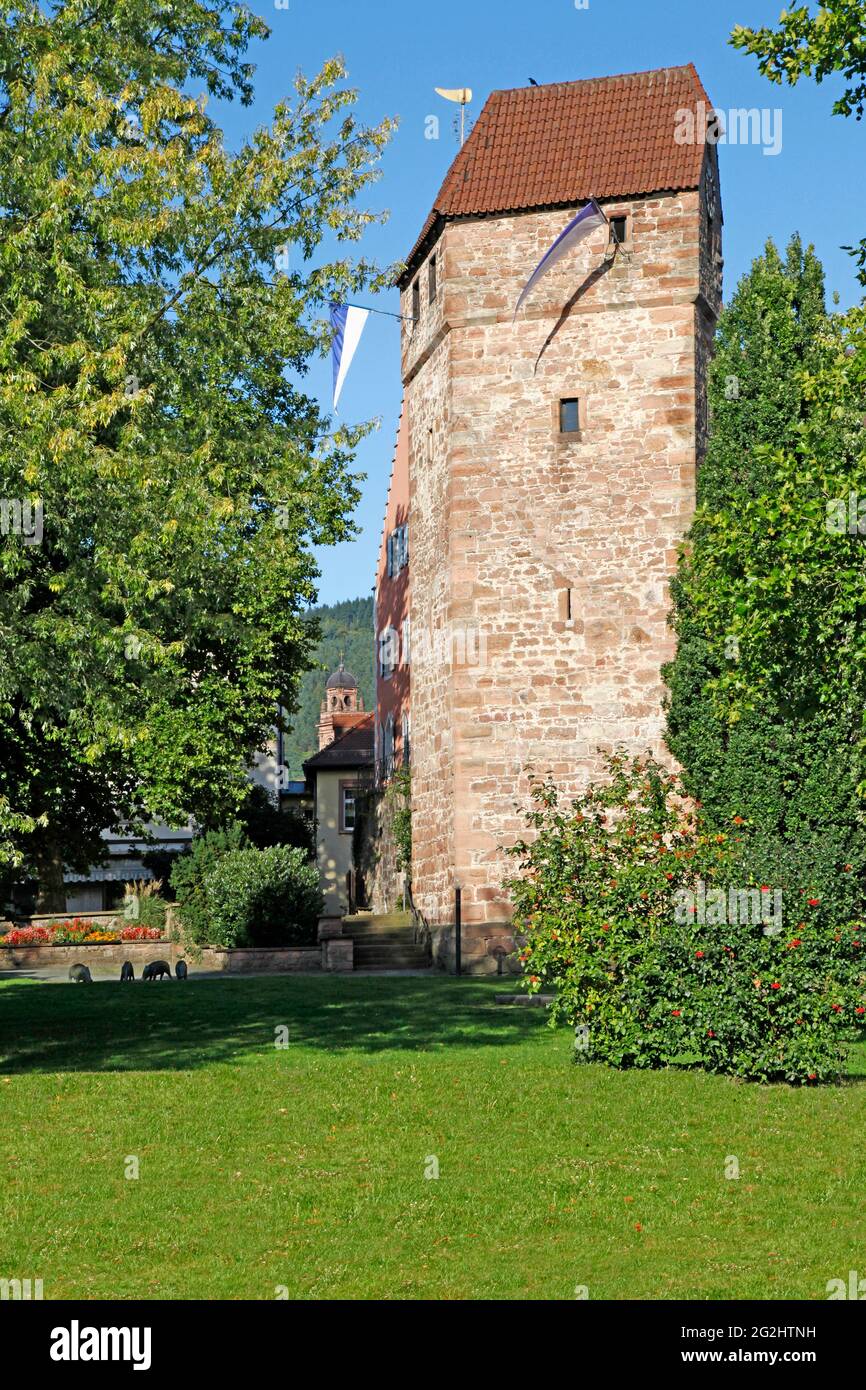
[216,0,865,606]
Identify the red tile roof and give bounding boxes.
[303,714,374,772]
[403,65,711,279]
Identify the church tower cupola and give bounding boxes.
[317,658,366,749]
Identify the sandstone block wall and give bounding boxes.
[401,177,722,927]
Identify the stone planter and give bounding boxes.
[0,940,328,975]
[0,940,176,971]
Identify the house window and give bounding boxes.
[379,627,398,680]
[387,524,408,577]
[412,279,420,323]
[340,783,357,834]
[559,398,581,434]
[428,254,437,304]
[382,716,395,777]
[402,713,411,766]
[610,216,628,246]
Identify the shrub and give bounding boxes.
[204,845,323,948]
[169,824,248,944]
[122,879,169,932]
[504,753,866,1083]
[387,767,412,875]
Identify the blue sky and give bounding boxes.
[217,0,866,606]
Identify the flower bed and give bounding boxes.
[1,918,163,946]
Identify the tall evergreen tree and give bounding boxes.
[663,236,865,916]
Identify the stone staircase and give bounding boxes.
[341,911,432,972]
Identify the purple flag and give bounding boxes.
[513,199,607,319]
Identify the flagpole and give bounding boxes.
[340,301,417,323]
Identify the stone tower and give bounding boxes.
[318,662,366,750]
[397,66,723,930]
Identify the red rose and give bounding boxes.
[695,950,704,958]
[671,1009,681,1017]
[770,982,781,990]
[808,899,820,907]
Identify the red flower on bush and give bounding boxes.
[695,950,704,958]
[770,982,781,990]
[831,1004,843,1013]
[856,1007,865,1016]
[808,898,820,907]
[786,939,802,950]
[671,1009,681,1017]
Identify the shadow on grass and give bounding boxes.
[0,974,551,1074]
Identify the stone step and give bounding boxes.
[343,934,419,945]
[354,949,430,968]
[354,943,429,956]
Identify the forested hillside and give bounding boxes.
[282,596,374,776]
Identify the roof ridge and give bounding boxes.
[490,63,703,96]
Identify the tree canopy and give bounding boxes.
[0,0,396,903]
[664,238,866,919]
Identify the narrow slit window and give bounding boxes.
[412,278,420,322]
[428,254,437,304]
[560,398,581,434]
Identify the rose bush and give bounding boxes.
[504,753,866,1083]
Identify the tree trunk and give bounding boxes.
[33,846,67,915]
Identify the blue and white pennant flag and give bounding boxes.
[330,302,370,410]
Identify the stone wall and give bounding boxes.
[430,922,522,976]
[1,940,178,971]
[400,173,722,928]
[194,947,323,974]
[1,941,329,974]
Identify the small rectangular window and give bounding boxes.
[412,279,420,322]
[340,785,356,833]
[610,216,627,245]
[402,618,411,666]
[559,398,581,434]
[428,254,437,304]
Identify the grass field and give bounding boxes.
[2,973,866,1300]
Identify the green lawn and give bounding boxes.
[1,973,865,1300]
